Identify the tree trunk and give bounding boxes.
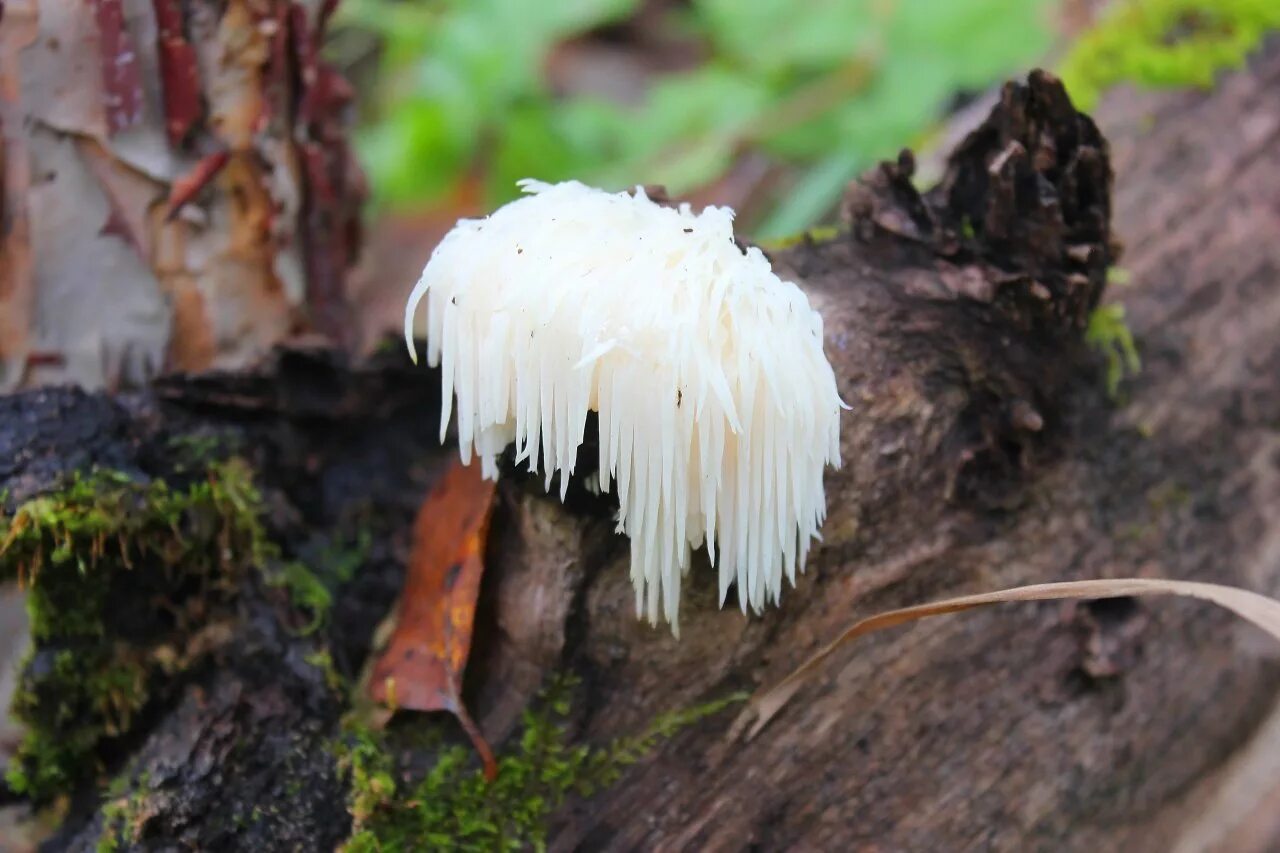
[2,41,1280,853]
[0,0,363,393]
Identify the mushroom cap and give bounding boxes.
[406,180,844,632]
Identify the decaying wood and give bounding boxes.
[2,44,1279,850]
[555,53,1279,851]
[0,347,446,851]
[540,54,1280,851]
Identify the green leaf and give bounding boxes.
[349,0,1059,223]
[357,101,470,207]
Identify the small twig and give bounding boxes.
[731,577,1280,742]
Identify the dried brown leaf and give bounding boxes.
[733,578,1280,741]
[369,460,498,779]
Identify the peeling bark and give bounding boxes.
[2,47,1280,852]
[0,0,364,391]
[0,0,36,391]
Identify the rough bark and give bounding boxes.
[0,0,363,393]
[3,44,1280,851]
[547,51,1280,852]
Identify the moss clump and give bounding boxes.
[267,560,336,636]
[0,459,271,801]
[337,678,744,852]
[1086,303,1142,398]
[97,771,153,853]
[759,224,842,252]
[265,531,369,637]
[165,430,241,472]
[305,648,349,696]
[1060,0,1280,110]
[2,460,269,638]
[7,650,149,800]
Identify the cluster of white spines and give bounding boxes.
[406,179,843,632]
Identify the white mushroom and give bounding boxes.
[405,179,845,633]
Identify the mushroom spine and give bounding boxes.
[405,179,844,632]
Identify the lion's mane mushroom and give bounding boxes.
[405,179,844,632]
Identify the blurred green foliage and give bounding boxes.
[338,0,1279,238]
[1059,0,1280,111]
[337,0,1055,236]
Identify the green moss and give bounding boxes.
[0,459,275,801]
[0,459,269,617]
[264,529,371,636]
[97,771,152,853]
[305,648,348,696]
[266,561,333,636]
[1060,0,1280,111]
[759,224,842,252]
[9,648,148,744]
[337,677,744,852]
[166,431,240,472]
[1086,303,1142,399]
[1107,266,1133,287]
[1,452,372,803]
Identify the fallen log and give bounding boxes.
[2,45,1279,851]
